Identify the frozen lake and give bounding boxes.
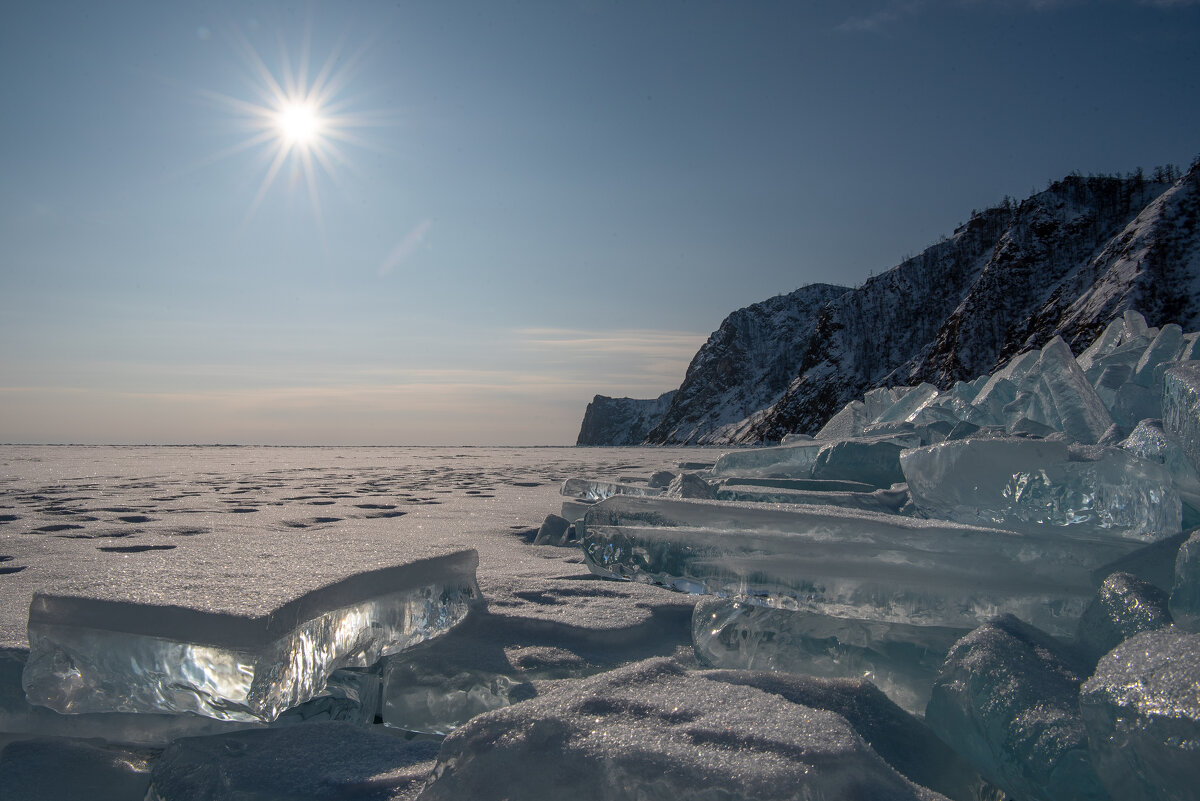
[0,445,708,651]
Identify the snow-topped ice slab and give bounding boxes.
[23,550,479,722]
[580,496,1145,635]
[418,658,954,801]
[901,437,1181,541]
[1080,628,1200,801]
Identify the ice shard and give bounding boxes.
[900,437,1181,541]
[1133,323,1184,387]
[1080,628,1200,801]
[1161,362,1200,474]
[1075,317,1125,374]
[22,551,479,722]
[559,478,661,501]
[580,496,1146,635]
[814,399,867,440]
[1004,337,1114,443]
[1170,531,1200,630]
[692,598,966,715]
[1084,335,1152,386]
[1123,309,1151,339]
[872,382,940,426]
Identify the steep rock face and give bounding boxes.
[575,391,676,446]
[740,173,1184,443]
[643,283,849,444]
[1016,162,1200,353]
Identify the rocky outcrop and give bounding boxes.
[575,391,676,446]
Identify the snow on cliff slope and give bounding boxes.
[583,163,1200,445]
[642,283,849,445]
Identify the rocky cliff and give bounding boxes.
[576,391,676,446]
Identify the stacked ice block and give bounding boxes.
[563,310,1200,800]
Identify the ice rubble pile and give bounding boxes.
[558,311,1200,801]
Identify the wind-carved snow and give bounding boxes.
[23,553,480,722]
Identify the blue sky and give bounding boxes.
[2,0,1198,445]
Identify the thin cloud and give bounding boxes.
[517,327,708,392]
[518,328,708,357]
[835,0,1172,32]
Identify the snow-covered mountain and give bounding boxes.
[580,162,1200,446]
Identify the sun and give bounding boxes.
[276,100,323,146]
[198,22,389,229]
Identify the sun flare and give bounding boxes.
[200,23,388,229]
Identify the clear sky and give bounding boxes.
[1,0,1198,445]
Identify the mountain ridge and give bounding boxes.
[579,162,1200,446]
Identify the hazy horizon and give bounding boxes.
[3,1,1199,446]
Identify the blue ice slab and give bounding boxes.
[580,496,1147,635]
[23,552,479,722]
[901,437,1181,542]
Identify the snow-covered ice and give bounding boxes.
[418,658,955,801]
[1075,571,1173,666]
[1080,627,1200,801]
[926,615,1106,801]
